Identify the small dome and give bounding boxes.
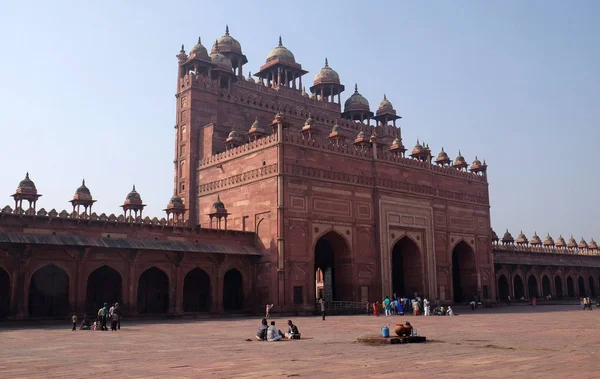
[435,147,451,165]
[578,237,588,249]
[567,235,577,248]
[74,179,92,201]
[556,235,567,247]
[304,114,314,127]
[228,129,240,138]
[314,58,340,84]
[543,233,555,246]
[190,37,209,59]
[168,195,185,209]
[248,117,265,134]
[378,94,394,111]
[491,229,499,242]
[501,229,514,244]
[331,123,341,134]
[246,71,255,83]
[411,140,426,156]
[530,232,542,245]
[213,195,225,210]
[589,238,598,250]
[212,25,242,53]
[356,130,367,139]
[126,185,142,202]
[266,36,295,63]
[15,172,38,195]
[453,150,468,169]
[210,45,233,72]
[344,84,370,111]
[392,137,402,145]
[516,231,529,245]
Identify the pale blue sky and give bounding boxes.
[0,1,598,239]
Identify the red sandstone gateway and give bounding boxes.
[1,27,598,320]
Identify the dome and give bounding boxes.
[530,232,542,245]
[556,235,567,247]
[411,140,426,156]
[190,37,209,59]
[228,129,240,138]
[168,195,185,209]
[246,71,255,83]
[471,156,482,170]
[589,238,598,250]
[314,58,340,84]
[331,123,341,134]
[491,229,499,242]
[126,185,142,202]
[378,94,394,111]
[578,237,588,249]
[248,117,265,134]
[16,172,37,194]
[73,179,92,201]
[453,150,468,169]
[543,233,555,246]
[344,84,370,112]
[210,45,233,72]
[266,36,295,63]
[212,25,242,53]
[516,231,528,245]
[213,195,225,210]
[304,113,314,127]
[356,130,367,139]
[501,229,514,244]
[435,147,451,165]
[567,235,577,248]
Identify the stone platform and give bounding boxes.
[357,335,427,344]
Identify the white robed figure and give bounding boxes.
[423,298,430,316]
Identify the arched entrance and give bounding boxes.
[314,231,352,302]
[497,275,509,301]
[28,264,70,318]
[528,275,538,298]
[578,276,586,297]
[513,275,524,299]
[567,276,575,298]
[137,267,169,314]
[555,276,563,298]
[452,241,478,302]
[589,276,596,297]
[391,237,423,298]
[86,266,122,314]
[223,269,243,311]
[542,275,551,297]
[183,268,211,312]
[0,268,10,318]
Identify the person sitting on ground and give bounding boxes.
[256,318,268,341]
[267,321,283,341]
[447,306,455,316]
[284,320,300,339]
[469,300,476,311]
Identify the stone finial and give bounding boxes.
[278,36,282,47]
[225,25,230,36]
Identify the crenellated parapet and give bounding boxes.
[492,229,600,257]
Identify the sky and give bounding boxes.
[0,1,598,240]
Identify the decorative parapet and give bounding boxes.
[200,133,278,167]
[198,163,278,193]
[493,241,600,257]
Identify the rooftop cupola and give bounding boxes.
[310,58,345,105]
[255,36,307,90]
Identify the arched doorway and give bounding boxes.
[497,275,509,301]
[513,275,524,299]
[542,275,551,297]
[28,264,70,318]
[0,268,10,318]
[578,276,586,297]
[137,267,169,314]
[391,237,422,298]
[452,241,478,302]
[183,268,211,312]
[86,266,122,314]
[589,276,596,297]
[567,276,575,298]
[314,231,352,302]
[528,275,539,298]
[223,269,243,311]
[555,276,563,298]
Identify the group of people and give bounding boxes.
[70,302,121,331]
[255,319,300,341]
[369,295,455,317]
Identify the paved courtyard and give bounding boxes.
[0,305,599,378]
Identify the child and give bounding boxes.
[71,313,78,331]
[111,311,119,331]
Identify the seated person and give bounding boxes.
[267,321,283,341]
[447,306,455,316]
[256,319,268,341]
[284,320,300,339]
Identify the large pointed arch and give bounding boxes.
[554,276,563,298]
[391,236,423,298]
[513,274,525,299]
[497,274,509,301]
[313,230,353,302]
[566,276,575,298]
[223,268,243,311]
[451,241,478,302]
[86,265,122,314]
[542,275,551,297]
[137,267,169,314]
[528,275,539,298]
[183,267,211,312]
[28,264,70,318]
[0,267,10,318]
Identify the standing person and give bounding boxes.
[101,302,109,331]
[113,303,121,330]
[265,304,274,320]
[110,311,119,331]
[365,301,370,316]
[318,298,326,320]
[384,296,391,317]
[71,312,78,331]
[373,301,380,317]
[423,298,430,316]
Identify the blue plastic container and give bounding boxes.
[381,326,390,338]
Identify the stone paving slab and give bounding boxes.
[1,305,599,378]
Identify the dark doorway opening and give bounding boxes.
[497,275,509,301]
[223,269,243,311]
[452,241,477,302]
[513,275,524,299]
[314,231,352,302]
[542,276,551,297]
[391,237,422,298]
[183,268,211,312]
[137,267,169,314]
[0,268,10,318]
[589,276,596,297]
[578,276,586,297]
[567,276,575,298]
[555,276,563,298]
[86,266,122,315]
[528,275,538,298]
[28,264,70,318]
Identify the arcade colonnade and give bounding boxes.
[495,264,600,300]
[0,247,254,319]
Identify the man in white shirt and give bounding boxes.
[266,321,282,341]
